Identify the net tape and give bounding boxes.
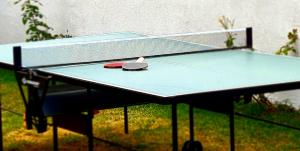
[21,28,247,67]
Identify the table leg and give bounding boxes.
[53,119,58,151]
[172,103,178,151]
[87,111,94,151]
[124,106,128,134]
[0,95,3,150]
[229,100,235,151]
[189,105,194,142]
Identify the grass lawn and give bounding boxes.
[1,68,300,151]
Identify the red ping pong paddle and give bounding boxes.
[104,62,125,68]
[104,57,148,71]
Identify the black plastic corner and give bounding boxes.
[246,27,253,48]
[13,46,22,70]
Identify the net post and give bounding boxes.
[13,46,22,69]
[246,27,253,49]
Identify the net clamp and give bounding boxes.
[21,77,40,88]
[21,69,41,88]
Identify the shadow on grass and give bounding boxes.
[2,102,300,151]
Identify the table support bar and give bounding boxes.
[172,103,178,151]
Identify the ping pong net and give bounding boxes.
[14,27,252,68]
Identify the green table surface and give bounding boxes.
[38,50,300,97]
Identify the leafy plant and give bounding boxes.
[274,99,296,112]
[250,29,299,111]
[276,29,298,55]
[218,16,236,48]
[14,0,71,42]
[251,94,276,112]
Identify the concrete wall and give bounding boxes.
[1,0,300,107]
[1,0,300,50]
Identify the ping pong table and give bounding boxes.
[2,27,300,151]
